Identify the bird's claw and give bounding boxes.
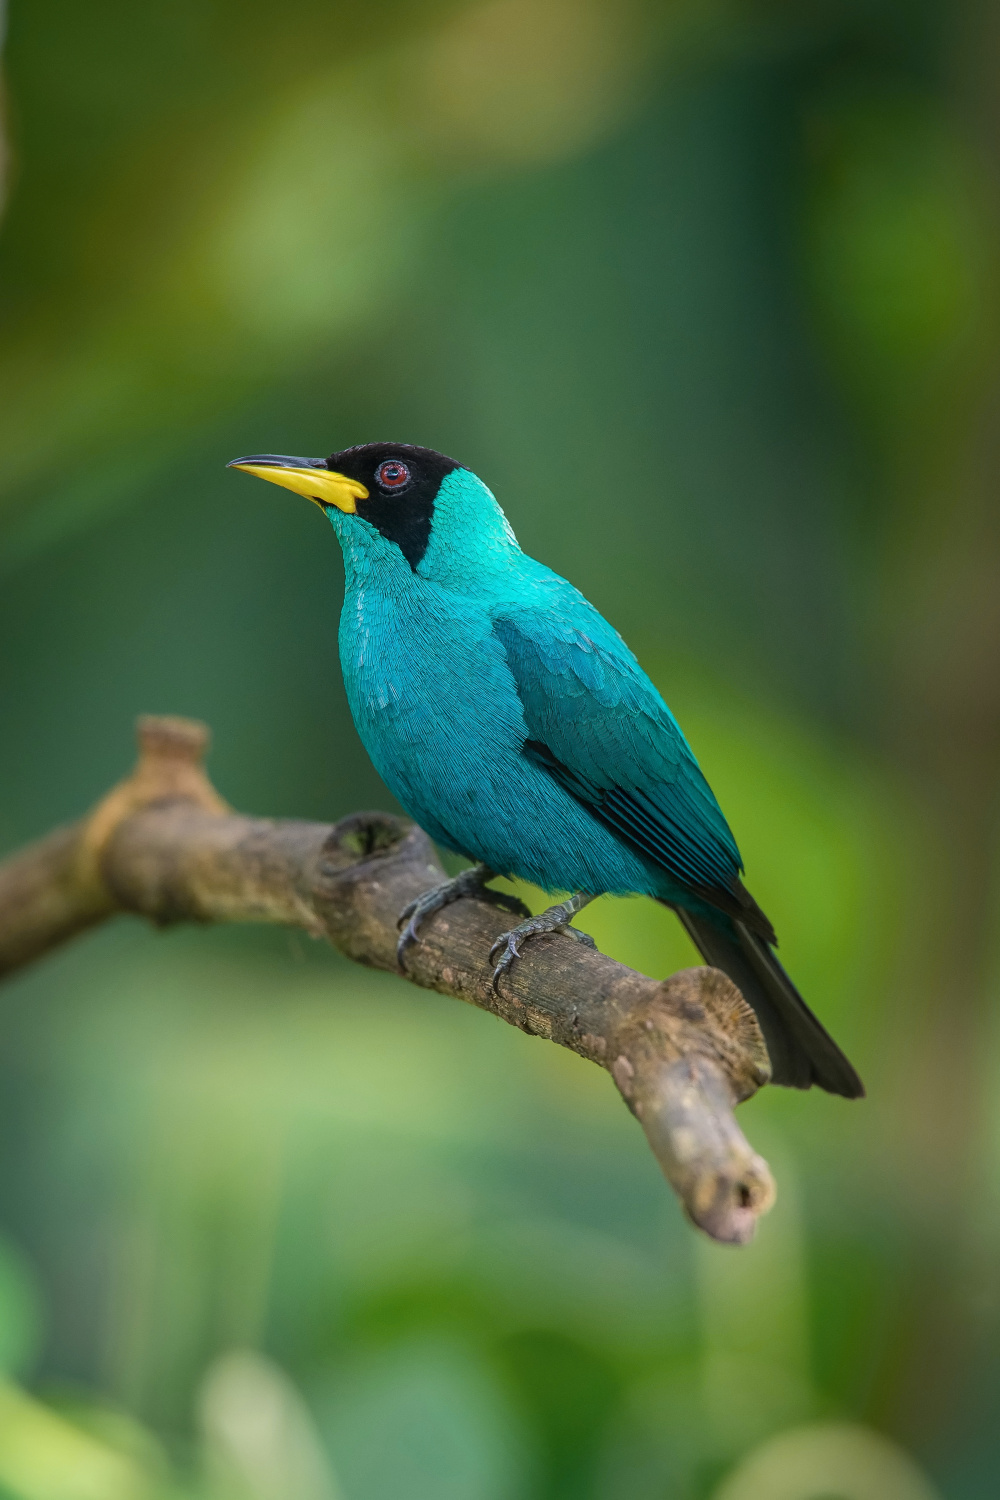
[396,881,458,968]
[489,931,523,993]
[396,866,525,970]
[488,906,596,994]
[396,896,431,966]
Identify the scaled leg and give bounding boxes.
[489,893,597,993]
[397,864,530,968]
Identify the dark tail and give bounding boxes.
[665,904,865,1098]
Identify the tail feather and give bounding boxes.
[667,904,864,1099]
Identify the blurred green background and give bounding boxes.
[0,0,997,1495]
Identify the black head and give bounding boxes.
[325,443,462,570]
[228,442,464,571]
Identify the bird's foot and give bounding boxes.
[397,865,529,969]
[489,893,597,993]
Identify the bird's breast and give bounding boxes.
[339,580,524,766]
[334,578,661,893]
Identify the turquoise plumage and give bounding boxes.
[230,443,863,1099]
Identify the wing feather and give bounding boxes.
[493,596,774,940]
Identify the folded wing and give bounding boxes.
[492,601,773,939]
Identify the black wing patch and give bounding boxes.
[522,738,776,941]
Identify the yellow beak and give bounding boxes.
[227,455,369,513]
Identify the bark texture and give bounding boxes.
[0,716,777,1244]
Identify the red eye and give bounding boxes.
[376,459,411,489]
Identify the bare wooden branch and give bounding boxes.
[0,717,776,1244]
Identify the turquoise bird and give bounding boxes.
[230,443,863,1098]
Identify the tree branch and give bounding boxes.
[0,717,776,1244]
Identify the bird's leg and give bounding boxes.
[489,892,597,993]
[397,864,530,968]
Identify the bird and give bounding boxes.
[229,442,864,1098]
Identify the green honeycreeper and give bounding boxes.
[229,443,863,1099]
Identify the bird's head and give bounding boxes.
[228,442,517,582]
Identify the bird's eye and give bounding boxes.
[376,459,411,490]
